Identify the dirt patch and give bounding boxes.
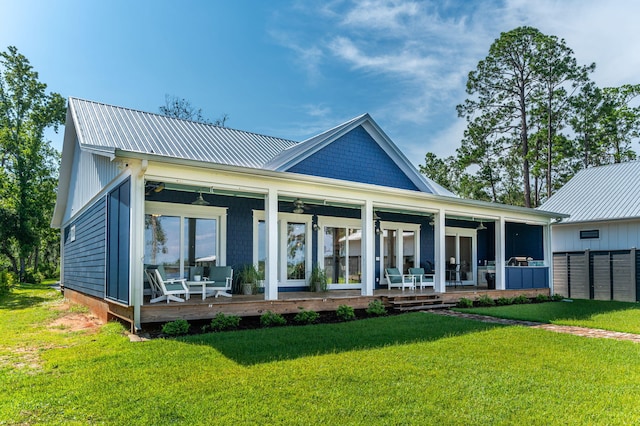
[48,301,103,333]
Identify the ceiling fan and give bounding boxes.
[292,198,308,214]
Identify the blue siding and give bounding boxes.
[63,199,107,298]
[287,125,420,191]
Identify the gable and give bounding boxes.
[286,125,420,191]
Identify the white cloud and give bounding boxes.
[274,0,640,165]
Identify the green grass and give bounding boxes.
[457,299,640,333]
[2,285,640,424]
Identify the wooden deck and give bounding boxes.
[138,286,550,324]
[64,285,550,330]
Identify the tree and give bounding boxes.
[456,26,594,207]
[0,46,66,280]
[159,94,228,126]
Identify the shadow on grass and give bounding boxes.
[459,299,640,323]
[0,283,57,311]
[181,312,504,365]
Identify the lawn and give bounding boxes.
[2,284,640,424]
[457,299,640,334]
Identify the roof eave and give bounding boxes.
[118,149,561,221]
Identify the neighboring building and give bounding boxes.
[540,161,640,302]
[52,98,561,329]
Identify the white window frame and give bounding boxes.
[445,226,477,285]
[317,216,363,290]
[253,210,313,288]
[379,221,421,285]
[145,201,228,279]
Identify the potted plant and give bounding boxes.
[309,266,328,292]
[238,264,260,295]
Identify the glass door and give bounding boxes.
[444,228,477,285]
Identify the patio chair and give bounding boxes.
[384,267,415,292]
[408,267,434,290]
[145,265,189,303]
[205,266,234,298]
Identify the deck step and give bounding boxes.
[390,298,444,307]
[396,303,457,312]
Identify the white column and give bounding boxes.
[544,222,553,294]
[264,188,278,301]
[434,209,446,293]
[131,170,145,332]
[361,201,375,296]
[495,216,506,290]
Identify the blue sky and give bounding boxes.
[2,0,639,165]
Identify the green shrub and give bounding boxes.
[293,308,320,325]
[260,311,286,327]
[496,296,513,306]
[457,297,473,308]
[0,270,16,296]
[535,294,551,303]
[513,294,530,304]
[23,268,43,284]
[210,313,241,332]
[161,319,190,336]
[477,294,495,306]
[366,299,387,316]
[552,293,565,301]
[336,305,355,321]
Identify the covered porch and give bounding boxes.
[129,159,558,328]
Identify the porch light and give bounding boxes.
[192,192,210,206]
[476,220,486,230]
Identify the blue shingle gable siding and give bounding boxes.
[63,198,107,298]
[287,126,420,191]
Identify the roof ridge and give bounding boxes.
[68,97,298,144]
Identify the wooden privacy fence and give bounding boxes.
[553,249,639,302]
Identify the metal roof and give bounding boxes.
[69,98,298,168]
[539,161,640,223]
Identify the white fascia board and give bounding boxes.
[51,108,76,229]
[123,150,561,222]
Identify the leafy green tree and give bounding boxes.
[0,46,65,280]
[419,152,460,194]
[457,27,596,207]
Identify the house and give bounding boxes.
[52,98,561,330]
[540,161,640,302]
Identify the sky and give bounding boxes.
[1,0,639,166]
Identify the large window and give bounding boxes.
[145,201,227,280]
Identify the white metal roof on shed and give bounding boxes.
[69,98,298,168]
[539,161,640,223]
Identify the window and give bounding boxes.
[145,201,227,280]
[580,229,599,239]
[69,225,76,243]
